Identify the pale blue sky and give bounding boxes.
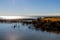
[0,0,60,16]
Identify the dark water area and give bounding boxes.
[0,23,60,40]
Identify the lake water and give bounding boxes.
[0,23,60,40]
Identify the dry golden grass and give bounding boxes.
[42,18,60,22]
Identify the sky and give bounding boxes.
[0,0,60,16]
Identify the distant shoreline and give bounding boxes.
[0,16,60,23]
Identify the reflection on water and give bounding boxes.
[0,23,60,40]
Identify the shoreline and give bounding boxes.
[0,17,60,34]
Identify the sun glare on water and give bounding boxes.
[0,16,22,19]
[0,16,32,19]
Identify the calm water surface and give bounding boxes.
[0,23,60,40]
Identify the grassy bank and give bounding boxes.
[31,17,60,34]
